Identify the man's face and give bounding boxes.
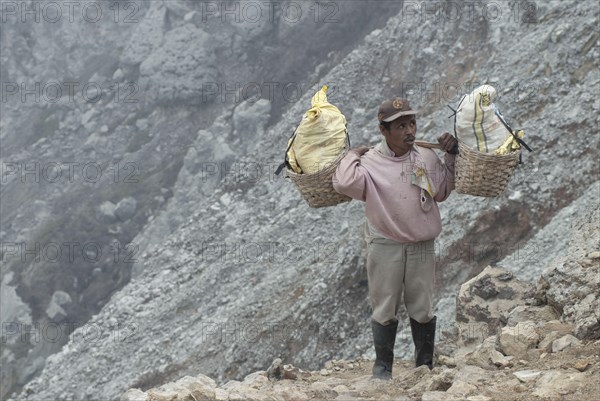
[379,115,417,156]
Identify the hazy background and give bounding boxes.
[1,0,598,400]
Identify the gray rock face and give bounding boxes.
[3,0,599,400]
[2,2,404,397]
[499,183,600,283]
[232,99,272,138]
[121,2,166,65]
[139,24,219,105]
[536,206,600,340]
[0,273,32,327]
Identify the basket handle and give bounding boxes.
[275,127,299,176]
[492,105,533,152]
[415,141,441,149]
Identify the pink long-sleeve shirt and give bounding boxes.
[332,140,456,244]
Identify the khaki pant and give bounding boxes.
[366,236,436,325]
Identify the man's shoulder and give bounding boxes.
[414,145,436,156]
[414,145,442,163]
[358,148,390,174]
[362,148,382,161]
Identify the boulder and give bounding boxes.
[139,25,218,106]
[498,322,540,359]
[96,201,117,223]
[145,374,216,401]
[45,290,72,320]
[513,370,542,383]
[120,389,148,401]
[538,331,563,353]
[241,371,269,389]
[266,358,283,380]
[457,266,534,344]
[532,370,587,398]
[506,305,560,326]
[464,335,511,370]
[115,197,138,221]
[446,380,477,395]
[551,334,581,353]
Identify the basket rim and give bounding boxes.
[457,139,521,160]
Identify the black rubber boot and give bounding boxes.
[409,316,436,369]
[371,319,398,380]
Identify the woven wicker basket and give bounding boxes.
[455,141,520,197]
[285,142,352,208]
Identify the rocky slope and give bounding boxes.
[0,1,401,398]
[120,340,600,401]
[121,341,600,401]
[3,0,599,400]
[119,206,599,401]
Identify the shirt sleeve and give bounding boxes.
[332,151,368,201]
[433,152,456,202]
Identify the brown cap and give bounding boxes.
[377,97,417,122]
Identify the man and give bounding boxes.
[332,97,457,379]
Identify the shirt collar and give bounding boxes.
[376,138,421,158]
[375,138,397,157]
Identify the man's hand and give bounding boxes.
[437,133,459,154]
[350,146,370,156]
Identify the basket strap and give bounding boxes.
[448,94,466,140]
[275,127,299,175]
[344,126,351,148]
[493,106,533,152]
